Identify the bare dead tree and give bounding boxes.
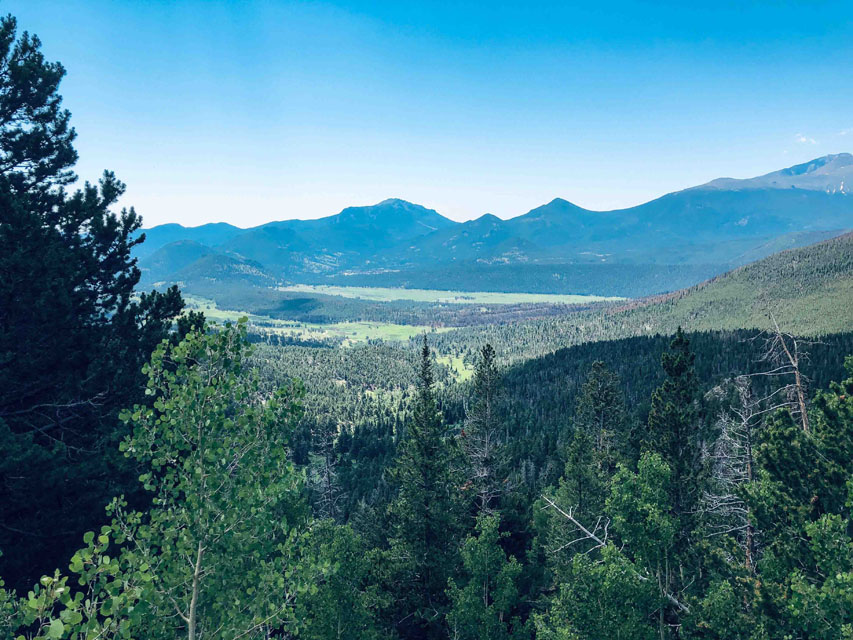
[540,495,610,556]
[702,376,758,571]
[462,343,510,514]
[461,411,506,514]
[750,312,815,432]
[308,419,342,522]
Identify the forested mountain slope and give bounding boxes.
[618,230,853,334]
[430,232,853,362]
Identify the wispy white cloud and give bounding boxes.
[840,128,853,136]
[795,133,817,144]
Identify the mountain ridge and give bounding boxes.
[136,154,853,297]
[139,153,852,234]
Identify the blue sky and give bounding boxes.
[6,1,852,227]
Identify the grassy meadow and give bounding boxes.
[278,284,624,305]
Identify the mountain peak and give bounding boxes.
[474,213,501,222]
[781,153,853,176]
[376,198,417,207]
[518,198,589,221]
[701,153,853,194]
[464,213,504,228]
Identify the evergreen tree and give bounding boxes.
[2,321,314,639]
[446,514,529,640]
[535,544,660,640]
[462,343,507,514]
[0,14,76,194]
[645,327,700,544]
[738,356,853,638]
[607,453,681,639]
[294,522,387,640]
[537,454,678,640]
[0,13,190,588]
[642,329,702,636]
[574,360,626,467]
[537,430,606,581]
[388,336,464,639]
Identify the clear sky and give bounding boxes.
[6,0,852,227]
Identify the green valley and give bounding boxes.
[277,284,622,305]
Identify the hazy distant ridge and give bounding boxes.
[136,154,853,296]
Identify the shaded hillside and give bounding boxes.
[313,262,727,297]
[172,253,277,288]
[138,240,215,282]
[496,329,853,457]
[134,222,243,259]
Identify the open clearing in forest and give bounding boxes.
[436,353,475,382]
[185,296,451,345]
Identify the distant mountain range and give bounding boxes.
[136,154,853,297]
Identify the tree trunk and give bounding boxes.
[188,542,204,640]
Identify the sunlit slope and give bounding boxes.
[428,233,853,363]
[614,231,853,335]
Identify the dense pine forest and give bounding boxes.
[3,12,853,640]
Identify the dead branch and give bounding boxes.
[540,494,690,614]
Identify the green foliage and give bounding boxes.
[446,514,529,640]
[388,337,465,639]
[787,514,853,639]
[534,360,628,581]
[535,544,659,640]
[607,453,677,576]
[684,580,768,640]
[294,521,388,640]
[536,431,606,581]
[463,343,508,513]
[3,9,853,640]
[109,320,310,639]
[0,14,77,192]
[0,13,189,587]
[429,234,853,363]
[0,524,146,639]
[2,323,313,639]
[738,357,853,638]
[535,454,678,640]
[645,327,700,552]
[573,360,627,466]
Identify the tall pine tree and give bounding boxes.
[645,327,700,530]
[0,13,192,588]
[462,343,507,514]
[643,328,701,636]
[388,336,464,639]
[574,360,627,469]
